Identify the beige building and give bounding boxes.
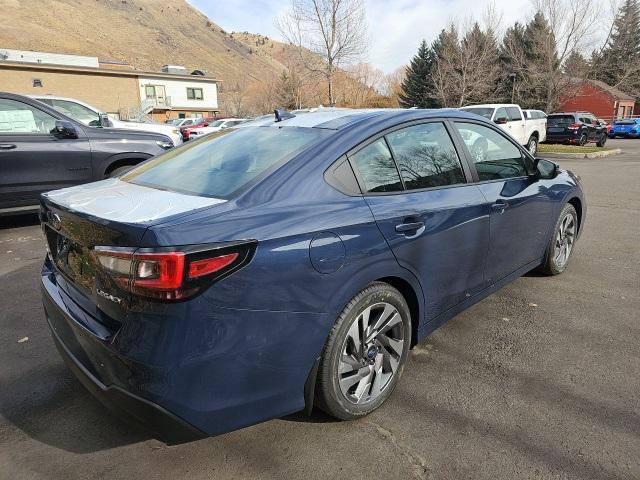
[0,50,220,121]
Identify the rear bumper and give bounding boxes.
[545,133,580,143]
[41,258,327,440]
[48,314,206,444]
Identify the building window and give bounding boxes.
[187,87,204,100]
[178,113,186,119]
[32,78,43,87]
[145,85,156,98]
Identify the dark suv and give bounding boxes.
[545,112,607,146]
[0,92,172,215]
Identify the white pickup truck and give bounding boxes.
[460,104,546,156]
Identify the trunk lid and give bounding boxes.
[40,178,225,321]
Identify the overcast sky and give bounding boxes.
[188,0,541,73]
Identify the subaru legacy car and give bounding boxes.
[40,108,585,442]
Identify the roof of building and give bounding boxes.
[571,78,635,101]
[0,60,220,83]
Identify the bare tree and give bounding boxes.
[277,0,368,106]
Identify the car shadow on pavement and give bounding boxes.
[0,213,40,230]
[0,262,151,453]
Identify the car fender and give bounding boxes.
[97,151,154,177]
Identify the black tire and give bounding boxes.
[539,203,578,275]
[527,135,538,156]
[107,165,135,178]
[596,133,607,147]
[578,133,588,146]
[315,282,412,420]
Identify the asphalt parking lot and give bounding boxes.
[1,138,638,480]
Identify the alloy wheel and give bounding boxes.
[337,302,405,405]
[554,212,576,268]
[528,138,538,155]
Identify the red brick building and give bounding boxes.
[557,79,635,121]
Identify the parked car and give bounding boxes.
[0,92,172,215]
[166,118,198,127]
[180,116,216,141]
[188,118,248,138]
[30,95,183,146]
[39,107,585,442]
[460,104,547,155]
[597,119,613,135]
[608,118,640,138]
[545,112,608,146]
[524,109,547,121]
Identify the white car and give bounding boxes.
[166,118,199,127]
[30,95,183,146]
[189,118,248,138]
[460,104,546,156]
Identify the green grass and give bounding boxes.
[538,144,610,154]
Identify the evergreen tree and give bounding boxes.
[593,0,640,95]
[399,40,438,108]
[563,51,590,78]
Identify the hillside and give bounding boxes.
[0,0,286,84]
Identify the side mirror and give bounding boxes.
[495,117,508,125]
[54,120,79,139]
[99,113,113,127]
[534,158,559,179]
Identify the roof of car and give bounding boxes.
[240,107,465,130]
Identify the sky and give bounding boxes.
[188,0,539,73]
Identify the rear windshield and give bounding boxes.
[123,126,328,198]
[547,115,575,126]
[460,107,494,120]
[614,120,635,125]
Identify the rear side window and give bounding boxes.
[386,123,466,190]
[454,122,528,181]
[124,126,328,198]
[506,107,522,121]
[350,139,403,193]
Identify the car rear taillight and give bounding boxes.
[94,241,256,301]
[567,123,581,130]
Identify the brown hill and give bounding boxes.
[0,0,378,113]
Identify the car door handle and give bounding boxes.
[0,144,16,150]
[491,200,509,212]
[395,221,425,233]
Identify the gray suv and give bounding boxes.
[0,92,173,215]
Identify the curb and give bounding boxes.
[540,148,622,159]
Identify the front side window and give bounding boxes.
[506,107,522,121]
[350,139,403,193]
[494,107,508,121]
[123,127,329,198]
[187,88,204,100]
[454,122,528,181]
[386,123,466,190]
[0,98,57,134]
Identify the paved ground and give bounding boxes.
[1,139,638,480]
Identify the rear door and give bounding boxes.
[452,121,554,283]
[349,121,489,322]
[505,106,526,144]
[0,97,93,210]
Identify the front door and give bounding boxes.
[0,97,92,209]
[349,121,489,323]
[452,121,554,283]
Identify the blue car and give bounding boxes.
[609,118,640,138]
[40,108,585,442]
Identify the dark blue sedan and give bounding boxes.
[39,108,585,442]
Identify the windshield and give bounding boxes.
[48,99,100,126]
[123,127,329,198]
[208,120,224,127]
[614,119,635,125]
[547,115,575,126]
[461,108,494,120]
[166,119,183,125]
